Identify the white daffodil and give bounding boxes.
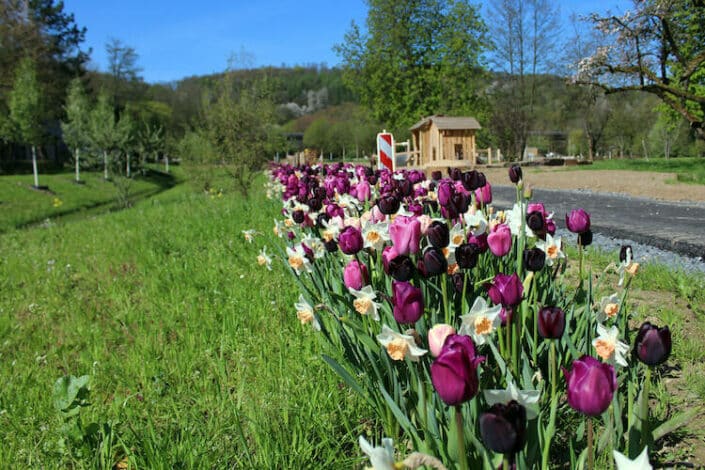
[377,325,427,362]
[301,235,326,259]
[463,210,488,237]
[362,221,390,252]
[597,293,621,323]
[257,246,272,271]
[593,323,630,367]
[484,381,540,420]
[448,222,467,248]
[337,193,362,214]
[286,245,312,275]
[534,233,565,267]
[613,446,652,470]
[618,256,640,287]
[294,295,320,331]
[273,219,286,238]
[350,286,381,321]
[359,436,396,470]
[241,229,259,243]
[320,215,344,243]
[459,297,503,345]
[505,203,534,238]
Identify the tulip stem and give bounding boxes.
[542,341,558,469]
[441,276,450,324]
[641,366,652,449]
[454,406,469,470]
[587,418,594,470]
[578,242,584,288]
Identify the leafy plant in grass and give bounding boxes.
[61,78,91,184]
[268,163,697,468]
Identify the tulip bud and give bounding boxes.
[377,195,400,215]
[343,259,369,290]
[619,245,633,263]
[431,334,484,405]
[388,255,416,282]
[437,181,454,207]
[577,229,593,247]
[523,247,546,272]
[564,355,617,416]
[565,208,591,234]
[508,164,523,184]
[479,400,527,455]
[633,322,671,366]
[455,243,480,270]
[422,247,448,276]
[338,226,364,255]
[392,281,424,324]
[428,324,456,357]
[538,306,566,339]
[426,221,450,249]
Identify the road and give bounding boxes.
[492,186,705,260]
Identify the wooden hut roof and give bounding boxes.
[410,115,482,131]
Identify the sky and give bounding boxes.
[63,0,630,84]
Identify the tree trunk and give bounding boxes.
[165,155,169,173]
[126,152,131,178]
[31,145,39,187]
[75,148,81,182]
[103,150,109,179]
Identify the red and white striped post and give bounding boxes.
[376,131,395,172]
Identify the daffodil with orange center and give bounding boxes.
[362,221,389,251]
[294,295,320,331]
[377,325,427,362]
[286,245,311,275]
[535,234,565,267]
[597,293,621,323]
[349,286,381,321]
[257,246,272,271]
[592,323,629,367]
[459,296,502,345]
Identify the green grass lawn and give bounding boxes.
[584,157,705,185]
[0,172,369,468]
[1,167,703,467]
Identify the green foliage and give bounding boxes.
[8,57,44,146]
[335,0,489,132]
[61,78,91,152]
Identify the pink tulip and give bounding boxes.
[389,216,421,256]
[488,223,512,257]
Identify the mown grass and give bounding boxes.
[0,169,177,233]
[0,172,370,468]
[584,157,705,185]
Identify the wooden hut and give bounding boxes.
[409,115,481,169]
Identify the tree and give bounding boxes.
[575,0,705,142]
[486,0,562,160]
[61,78,91,182]
[335,0,489,133]
[105,38,143,113]
[9,57,44,187]
[89,92,119,180]
[204,73,280,198]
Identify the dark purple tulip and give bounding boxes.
[487,273,524,308]
[315,212,330,229]
[526,211,545,232]
[292,209,305,224]
[620,245,633,263]
[467,233,488,253]
[392,281,424,324]
[431,334,485,405]
[343,259,369,290]
[324,239,338,253]
[565,209,591,234]
[427,221,450,249]
[388,255,416,282]
[508,165,523,185]
[378,195,400,215]
[538,306,566,339]
[452,272,470,294]
[338,226,363,255]
[450,192,470,214]
[431,170,443,181]
[455,243,480,269]
[634,322,672,366]
[479,400,527,455]
[545,218,556,236]
[423,247,448,276]
[437,181,454,206]
[461,170,485,191]
[577,229,593,247]
[307,197,323,212]
[523,248,546,272]
[381,245,398,274]
[449,167,463,181]
[564,355,617,417]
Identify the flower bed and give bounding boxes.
[263,162,686,469]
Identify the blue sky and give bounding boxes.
[64,0,628,83]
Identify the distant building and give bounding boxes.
[409,115,481,168]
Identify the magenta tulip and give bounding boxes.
[564,355,617,416]
[389,215,421,256]
[431,334,485,405]
[488,223,512,257]
[475,182,492,205]
[565,208,591,234]
[392,281,424,324]
[338,226,364,255]
[487,273,524,308]
[343,259,369,290]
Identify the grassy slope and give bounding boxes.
[0,174,368,468]
[582,157,705,185]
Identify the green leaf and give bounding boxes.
[321,355,369,404]
[652,406,703,442]
[52,375,90,413]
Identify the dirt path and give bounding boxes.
[480,167,705,203]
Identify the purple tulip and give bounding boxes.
[388,255,415,281]
[467,233,488,253]
[634,322,672,366]
[338,226,364,255]
[538,306,566,339]
[565,209,591,234]
[545,218,556,236]
[343,259,369,290]
[437,181,454,207]
[487,273,524,308]
[377,195,400,215]
[356,181,371,202]
[475,182,493,205]
[564,355,617,416]
[461,170,485,191]
[479,400,527,455]
[389,216,421,256]
[381,245,398,274]
[426,221,450,249]
[392,281,424,324]
[431,334,485,405]
[422,247,448,276]
[488,224,512,257]
[523,247,546,272]
[508,165,523,185]
[455,243,480,270]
